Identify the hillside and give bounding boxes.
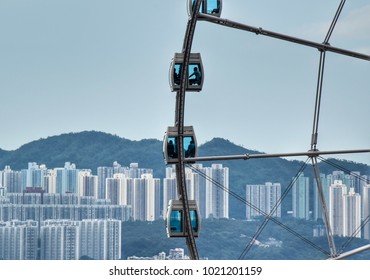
[0,131,369,218]
[0,131,165,177]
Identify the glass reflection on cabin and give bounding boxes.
[188,63,202,86]
[166,136,177,160]
[173,64,182,86]
[170,210,183,233]
[184,136,196,158]
[190,210,198,232]
[166,135,195,161]
[207,0,221,15]
[190,0,203,13]
[188,0,222,17]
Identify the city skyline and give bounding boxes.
[1,159,370,260]
[1,160,369,224]
[1,161,231,221]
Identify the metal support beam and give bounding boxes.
[184,148,370,163]
[311,156,337,258]
[311,0,346,150]
[330,244,370,260]
[197,13,370,61]
[311,50,326,150]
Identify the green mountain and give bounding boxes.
[0,131,369,219]
[0,131,164,177]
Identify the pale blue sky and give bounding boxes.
[0,0,369,164]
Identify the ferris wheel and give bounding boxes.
[163,0,370,260]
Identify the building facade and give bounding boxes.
[329,180,347,236]
[246,182,281,220]
[292,173,310,220]
[343,188,361,238]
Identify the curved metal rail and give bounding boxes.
[174,0,203,260]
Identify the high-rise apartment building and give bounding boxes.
[40,220,80,260]
[79,219,121,260]
[292,173,310,220]
[163,164,229,219]
[163,166,178,217]
[360,175,369,199]
[53,162,79,194]
[96,162,153,203]
[78,170,98,198]
[246,184,262,219]
[189,164,209,219]
[1,166,23,193]
[343,188,361,238]
[43,169,57,193]
[27,162,48,189]
[327,171,345,184]
[106,173,128,205]
[208,164,229,219]
[131,174,160,221]
[97,166,114,200]
[40,219,121,260]
[0,220,38,260]
[144,174,161,221]
[62,162,79,193]
[349,172,362,195]
[362,184,370,240]
[44,163,79,195]
[54,168,65,194]
[313,173,330,222]
[127,163,153,179]
[329,180,347,236]
[246,182,281,220]
[265,182,281,218]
